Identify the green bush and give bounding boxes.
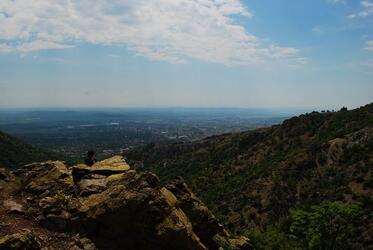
[289,201,362,250]
[246,225,301,250]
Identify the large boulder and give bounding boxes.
[0,168,15,192]
[20,161,74,196]
[3,200,25,215]
[0,232,40,250]
[72,156,131,196]
[0,168,11,183]
[166,177,225,249]
[0,156,248,250]
[72,156,130,179]
[76,171,206,250]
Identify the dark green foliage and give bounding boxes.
[246,225,301,250]
[246,202,362,250]
[238,131,265,150]
[317,104,373,141]
[0,131,62,168]
[289,201,362,250]
[340,107,348,112]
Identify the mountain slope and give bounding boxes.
[0,131,61,168]
[127,103,373,249]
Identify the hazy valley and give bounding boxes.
[0,108,294,163]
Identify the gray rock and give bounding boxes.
[78,178,107,196]
[3,200,25,215]
[0,232,40,250]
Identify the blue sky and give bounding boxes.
[0,0,372,109]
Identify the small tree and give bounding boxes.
[290,201,361,250]
[340,107,348,112]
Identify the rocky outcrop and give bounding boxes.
[228,236,252,250]
[166,177,226,249]
[0,156,250,250]
[3,200,25,215]
[0,232,40,250]
[0,168,11,183]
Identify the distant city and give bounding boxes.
[0,108,308,160]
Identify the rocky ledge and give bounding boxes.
[0,156,251,250]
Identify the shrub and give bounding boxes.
[289,201,362,250]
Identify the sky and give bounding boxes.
[0,0,372,109]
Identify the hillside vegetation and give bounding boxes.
[0,131,62,168]
[127,103,373,249]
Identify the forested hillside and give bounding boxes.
[0,131,61,168]
[127,103,373,249]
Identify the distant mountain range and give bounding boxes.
[0,131,60,168]
[127,103,373,249]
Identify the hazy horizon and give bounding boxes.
[0,105,348,114]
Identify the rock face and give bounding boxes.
[0,232,40,250]
[3,200,25,215]
[0,156,250,250]
[0,168,11,183]
[166,177,226,249]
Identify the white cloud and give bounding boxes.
[365,40,373,51]
[326,0,345,4]
[348,1,373,18]
[0,0,301,65]
[312,26,325,34]
[295,57,308,65]
[16,41,73,53]
[0,43,12,53]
